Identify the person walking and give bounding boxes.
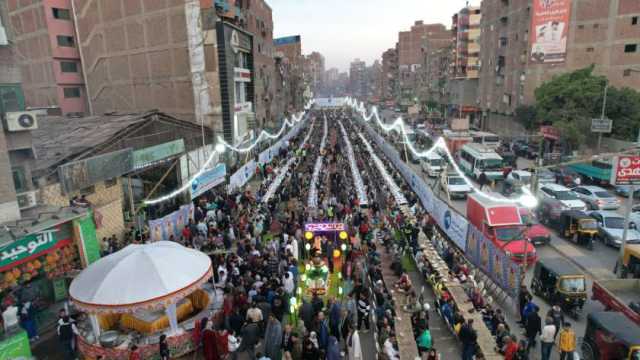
[236,320,260,360]
[525,306,542,352]
[57,314,79,360]
[540,317,556,360]
[459,319,477,360]
[159,334,170,360]
[478,171,488,191]
[264,313,283,360]
[356,292,370,331]
[557,322,576,360]
[547,304,565,339]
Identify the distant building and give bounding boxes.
[304,51,325,96]
[274,35,304,111]
[349,58,367,98]
[381,48,398,102]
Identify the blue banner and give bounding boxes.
[191,163,226,199]
[149,204,193,242]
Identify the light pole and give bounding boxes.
[597,82,609,152]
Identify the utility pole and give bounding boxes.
[597,83,608,151]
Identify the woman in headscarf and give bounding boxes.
[202,321,219,360]
[264,313,283,360]
[326,336,341,360]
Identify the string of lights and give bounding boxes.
[144,100,315,205]
[345,97,538,208]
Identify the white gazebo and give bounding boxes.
[69,241,212,338]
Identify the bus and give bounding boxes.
[458,143,504,181]
[470,131,501,150]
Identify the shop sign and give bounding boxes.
[611,156,640,185]
[73,212,101,267]
[191,163,227,199]
[540,125,560,140]
[304,223,345,232]
[591,118,612,133]
[133,139,185,170]
[0,330,32,359]
[234,67,251,83]
[58,148,133,194]
[0,224,72,271]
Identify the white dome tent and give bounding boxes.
[69,241,212,338]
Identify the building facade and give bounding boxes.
[7,0,87,115]
[274,35,304,111]
[303,51,325,96]
[381,47,398,102]
[349,58,366,99]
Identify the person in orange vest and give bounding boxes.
[557,322,576,360]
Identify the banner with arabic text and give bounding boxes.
[148,204,194,242]
[0,223,73,272]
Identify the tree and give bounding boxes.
[514,105,538,130]
[533,65,640,147]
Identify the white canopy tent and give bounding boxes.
[69,241,212,337]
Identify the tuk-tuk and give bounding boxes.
[581,312,640,360]
[615,244,640,278]
[556,210,597,250]
[531,258,586,318]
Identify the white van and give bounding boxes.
[421,152,445,177]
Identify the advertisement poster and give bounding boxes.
[191,163,226,199]
[229,160,256,192]
[529,0,572,63]
[432,198,469,250]
[466,224,521,298]
[610,156,640,185]
[148,204,194,242]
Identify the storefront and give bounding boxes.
[0,209,99,341]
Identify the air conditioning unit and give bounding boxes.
[17,190,38,210]
[5,111,38,131]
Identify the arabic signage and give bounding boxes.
[611,156,640,186]
[0,330,32,360]
[529,0,571,64]
[73,212,101,267]
[58,148,133,194]
[591,118,613,133]
[0,223,73,272]
[304,223,346,232]
[466,225,521,298]
[540,125,560,140]
[191,163,227,199]
[133,139,185,170]
[149,204,194,242]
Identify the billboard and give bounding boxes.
[190,163,226,199]
[529,0,572,64]
[58,148,133,194]
[610,156,640,186]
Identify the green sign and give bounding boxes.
[0,223,72,271]
[52,277,68,302]
[0,330,32,359]
[133,139,185,170]
[74,213,101,266]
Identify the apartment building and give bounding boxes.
[381,47,398,102]
[349,58,366,98]
[479,0,640,134]
[7,0,87,115]
[274,35,304,111]
[304,51,325,96]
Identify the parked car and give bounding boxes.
[519,208,551,246]
[537,169,556,185]
[589,210,640,247]
[440,174,473,199]
[550,166,581,187]
[572,186,620,210]
[512,140,529,157]
[537,183,587,222]
[627,204,640,229]
[506,170,532,188]
[615,185,640,199]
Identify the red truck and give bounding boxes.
[467,193,537,265]
[592,279,640,325]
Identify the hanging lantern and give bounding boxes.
[305,243,311,251]
[305,231,313,240]
[333,249,341,258]
[305,263,311,272]
[341,243,347,251]
[339,231,348,240]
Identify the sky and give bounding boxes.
[269,0,481,72]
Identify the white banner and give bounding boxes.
[357,132,407,206]
[229,159,256,193]
[307,116,328,208]
[432,197,469,250]
[338,121,368,206]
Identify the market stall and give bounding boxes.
[68,241,214,359]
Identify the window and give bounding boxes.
[586,47,594,52]
[56,35,75,47]
[624,69,632,77]
[0,86,24,113]
[593,23,599,28]
[60,61,78,73]
[12,168,26,193]
[52,8,71,20]
[633,16,639,25]
[578,24,584,29]
[625,44,638,53]
[105,178,118,188]
[63,87,81,98]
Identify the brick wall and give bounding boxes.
[40,178,125,240]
